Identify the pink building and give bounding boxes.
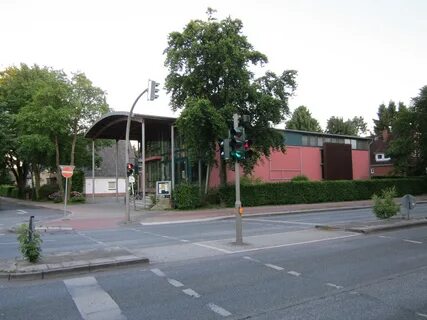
[209,129,371,187]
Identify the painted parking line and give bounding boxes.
[416,312,427,318]
[151,268,166,277]
[246,218,317,226]
[16,210,27,214]
[403,239,423,244]
[288,271,301,277]
[167,278,184,288]
[265,263,284,271]
[64,276,126,320]
[326,283,343,289]
[192,242,233,254]
[182,288,200,298]
[207,303,232,317]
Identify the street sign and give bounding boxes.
[129,176,135,184]
[60,165,75,178]
[401,194,416,219]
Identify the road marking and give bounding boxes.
[403,239,423,244]
[167,278,184,288]
[192,242,233,254]
[378,235,393,239]
[243,256,260,263]
[207,303,232,317]
[180,239,190,243]
[182,288,200,298]
[326,283,343,289]
[288,271,301,277]
[16,210,27,214]
[0,234,5,236]
[77,232,106,246]
[265,264,284,271]
[231,234,361,254]
[416,313,427,318]
[64,276,126,320]
[151,268,166,277]
[247,218,317,226]
[141,217,225,226]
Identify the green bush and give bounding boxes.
[39,184,60,200]
[69,191,85,203]
[72,169,84,193]
[0,185,14,197]
[217,177,427,207]
[372,187,400,219]
[17,224,43,262]
[173,183,201,209]
[291,175,309,182]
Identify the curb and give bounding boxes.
[315,218,427,234]
[0,257,149,281]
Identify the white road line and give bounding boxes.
[416,312,427,318]
[182,288,200,298]
[288,271,301,277]
[243,256,260,263]
[403,239,423,244]
[167,278,184,288]
[378,235,393,239]
[77,233,106,246]
[246,218,317,226]
[16,210,27,214]
[326,283,343,289]
[207,303,232,317]
[192,242,233,254]
[151,268,166,277]
[232,234,361,254]
[161,235,179,240]
[64,276,126,320]
[180,239,190,243]
[265,264,284,271]
[141,217,225,226]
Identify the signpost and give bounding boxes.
[60,165,75,218]
[401,194,416,220]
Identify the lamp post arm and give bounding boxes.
[125,88,148,222]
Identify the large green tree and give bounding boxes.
[325,116,367,136]
[164,10,297,184]
[373,100,401,136]
[286,106,321,132]
[0,64,109,199]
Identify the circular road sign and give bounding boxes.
[60,165,75,179]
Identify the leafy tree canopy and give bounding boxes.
[325,116,367,136]
[373,100,402,136]
[286,105,322,132]
[164,9,297,176]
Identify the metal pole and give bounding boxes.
[115,140,119,202]
[171,125,175,191]
[92,139,95,202]
[64,177,68,218]
[125,89,147,222]
[142,119,146,209]
[233,113,243,245]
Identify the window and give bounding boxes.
[375,153,390,162]
[108,181,116,190]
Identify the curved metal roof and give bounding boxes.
[85,112,177,141]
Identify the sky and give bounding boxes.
[1,0,426,131]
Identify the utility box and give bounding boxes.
[156,181,171,198]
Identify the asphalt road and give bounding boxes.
[0,203,426,319]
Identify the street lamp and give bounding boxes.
[125,80,159,222]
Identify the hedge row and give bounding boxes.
[0,185,18,198]
[218,178,427,207]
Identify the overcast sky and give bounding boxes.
[2,0,426,131]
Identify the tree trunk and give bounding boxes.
[33,164,41,200]
[55,136,64,199]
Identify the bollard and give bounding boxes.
[28,215,35,241]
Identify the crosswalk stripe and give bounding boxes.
[64,276,126,320]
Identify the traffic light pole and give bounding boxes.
[233,114,243,245]
[125,88,147,222]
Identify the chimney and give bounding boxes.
[382,129,389,142]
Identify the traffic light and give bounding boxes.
[230,127,246,161]
[148,80,159,101]
[219,139,231,160]
[243,139,254,159]
[127,163,134,177]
